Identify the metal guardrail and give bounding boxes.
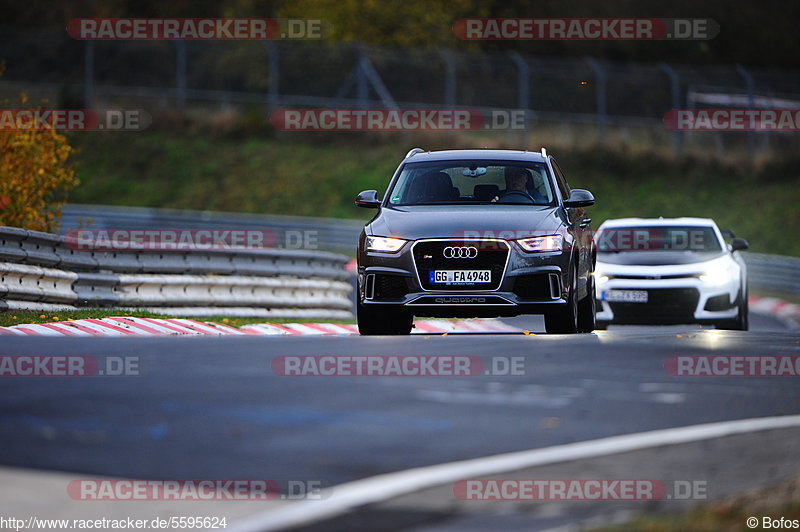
[0,226,353,318]
[743,252,800,295]
[60,204,364,254]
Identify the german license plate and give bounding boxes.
[429,270,491,283]
[604,289,648,303]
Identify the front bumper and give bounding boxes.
[358,238,574,318]
[595,276,740,325]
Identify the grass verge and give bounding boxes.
[66,129,800,256]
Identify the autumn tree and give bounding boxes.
[0,63,79,232]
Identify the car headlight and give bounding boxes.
[594,271,610,285]
[699,261,734,285]
[365,236,407,253]
[516,234,563,252]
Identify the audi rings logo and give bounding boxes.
[443,246,478,259]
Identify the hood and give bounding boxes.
[597,250,726,266]
[368,205,563,241]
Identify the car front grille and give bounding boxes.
[412,240,509,291]
[609,288,699,323]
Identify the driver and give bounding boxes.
[492,167,545,202]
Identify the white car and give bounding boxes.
[594,217,749,330]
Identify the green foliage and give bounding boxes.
[68,131,800,256]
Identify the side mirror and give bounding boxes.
[355,190,381,208]
[730,238,749,251]
[563,189,595,208]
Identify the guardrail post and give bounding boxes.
[84,40,94,108]
[438,48,457,107]
[508,51,530,111]
[509,51,530,145]
[265,41,279,110]
[659,62,683,160]
[356,52,369,109]
[736,64,756,159]
[585,57,608,144]
[358,48,399,110]
[173,40,187,108]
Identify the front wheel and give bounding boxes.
[716,285,749,331]
[577,274,596,333]
[357,300,413,335]
[545,268,579,334]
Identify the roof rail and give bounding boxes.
[540,147,548,158]
[405,147,425,159]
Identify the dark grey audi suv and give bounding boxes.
[355,148,596,335]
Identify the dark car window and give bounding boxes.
[387,161,555,206]
[550,158,571,200]
[596,225,723,253]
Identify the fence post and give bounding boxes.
[736,64,756,159]
[585,58,607,144]
[358,48,398,109]
[84,40,94,108]
[508,51,529,110]
[659,62,683,159]
[265,41,279,110]
[356,48,369,109]
[508,51,530,144]
[438,48,457,107]
[173,40,187,108]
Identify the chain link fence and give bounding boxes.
[2,27,800,156]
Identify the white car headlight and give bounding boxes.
[594,271,610,285]
[699,261,735,285]
[365,236,407,253]
[516,234,563,252]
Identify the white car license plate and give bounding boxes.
[429,270,491,283]
[604,289,648,303]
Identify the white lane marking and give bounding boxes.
[415,389,575,408]
[225,414,800,532]
[648,392,687,404]
[638,382,687,393]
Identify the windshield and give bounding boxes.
[387,161,555,206]
[596,225,723,253]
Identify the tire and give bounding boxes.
[577,273,596,333]
[545,267,579,334]
[357,299,413,335]
[716,284,749,331]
